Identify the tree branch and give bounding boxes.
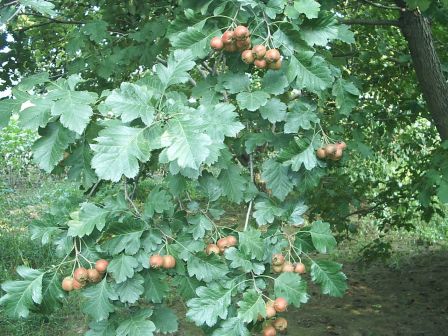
[0,0,19,10]
[340,18,400,26]
[360,0,402,10]
[18,17,84,32]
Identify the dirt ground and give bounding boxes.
[282,250,448,336]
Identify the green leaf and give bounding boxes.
[142,270,169,303]
[294,0,321,19]
[212,317,250,336]
[116,309,156,336]
[188,214,213,240]
[289,201,308,225]
[18,97,52,130]
[253,201,285,226]
[170,26,213,59]
[294,230,316,253]
[237,290,266,323]
[155,50,196,89]
[293,56,333,93]
[259,98,287,124]
[19,0,56,16]
[200,103,244,142]
[17,72,50,91]
[67,203,108,237]
[105,83,155,125]
[186,284,232,327]
[161,113,212,170]
[218,72,251,94]
[86,320,116,336]
[82,277,118,322]
[171,275,201,300]
[299,16,339,46]
[32,122,77,173]
[285,144,318,171]
[91,121,152,182]
[437,180,448,203]
[0,89,30,130]
[40,272,65,313]
[224,247,265,275]
[284,101,319,133]
[261,70,289,95]
[332,78,360,116]
[218,163,246,203]
[65,142,98,189]
[102,221,146,255]
[187,252,229,283]
[261,159,293,201]
[0,266,44,318]
[337,24,355,44]
[114,274,144,304]
[405,0,432,11]
[143,187,174,218]
[274,272,308,307]
[236,91,270,112]
[310,221,337,253]
[152,306,179,334]
[108,254,139,283]
[238,229,265,260]
[311,260,347,297]
[48,76,98,134]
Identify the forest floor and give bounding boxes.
[0,180,447,336]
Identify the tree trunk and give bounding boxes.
[396,6,448,140]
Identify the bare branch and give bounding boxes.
[0,0,19,10]
[360,0,402,10]
[339,18,400,26]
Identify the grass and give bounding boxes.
[0,178,87,336]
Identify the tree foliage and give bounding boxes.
[1,0,448,334]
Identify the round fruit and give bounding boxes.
[274,297,288,312]
[254,59,267,69]
[205,243,220,255]
[273,317,288,332]
[223,43,237,52]
[331,148,343,161]
[150,255,164,268]
[324,144,337,157]
[268,59,282,70]
[252,44,266,59]
[73,267,88,282]
[72,278,84,290]
[210,36,224,50]
[243,37,251,48]
[265,49,281,62]
[236,39,248,50]
[234,25,249,40]
[282,262,294,273]
[226,235,238,247]
[87,268,102,283]
[162,255,176,269]
[294,262,306,274]
[241,50,254,64]
[272,264,284,273]
[221,30,234,44]
[266,301,277,318]
[95,259,109,273]
[272,254,285,266]
[263,325,277,336]
[336,141,347,149]
[61,277,73,292]
[316,148,326,159]
[217,237,229,250]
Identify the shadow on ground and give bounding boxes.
[283,250,448,336]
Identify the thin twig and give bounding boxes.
[360,0,402,10]
[244,154,254,231]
